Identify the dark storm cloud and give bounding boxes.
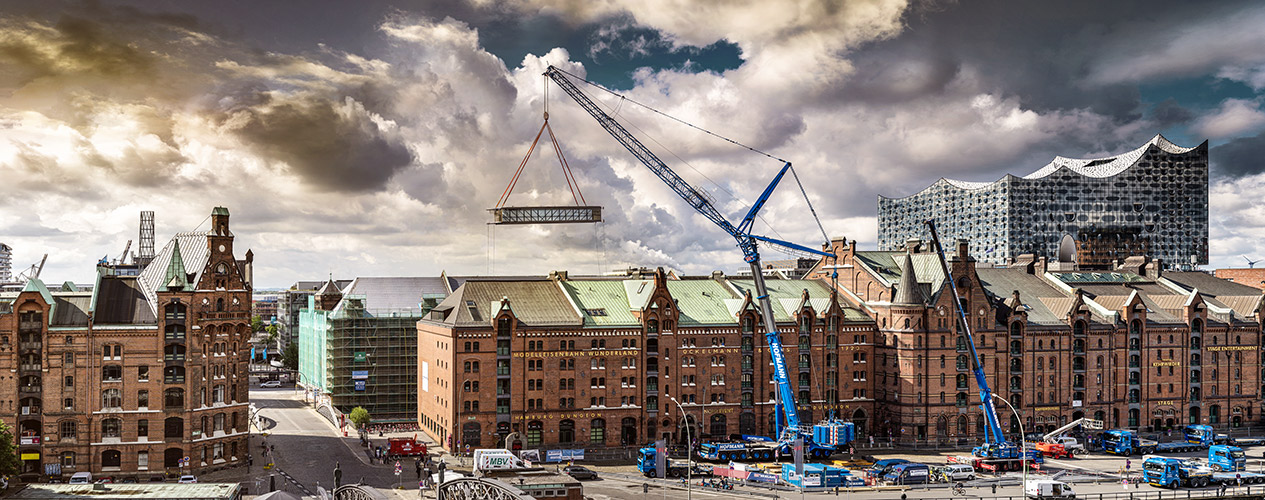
[1150,98,1195,128]
[1211,131,1265,178]
[0,14,156,85]
[222,95,412,192]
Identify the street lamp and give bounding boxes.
[992,394,1026,492]
[669,396,691,500]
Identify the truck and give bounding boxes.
[472,449,529,473]
[1142,456,1212,488]
[1024,479,1077,499]
[1098,429,1157,456]
[385,437,427,459]
[1030,418,1102,458]
[637,445,710,478]
[881,463,931,485]
[544,64,855,468]
[1154,425,1214,453]
[1206,445,1265,484]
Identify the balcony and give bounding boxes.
[19,320,42,331]
[957,383,968,391]
[19,342,42,351]
[20,405,40,416]
[197,311,249,321]
[956,401,968,408]
[496,366,511,376]
[20,363,41,372]
[1072,347,1085,355]
[164,376,185,384]
[957,362,969,371]
[19,386,41,394]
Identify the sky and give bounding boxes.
[2,0,1264,288]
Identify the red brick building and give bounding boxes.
[417,269,877,452]
[806,238,1263,442]
[0,207,252,480]
[1215,268,1265,292]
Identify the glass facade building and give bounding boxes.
[879,135,1208,269]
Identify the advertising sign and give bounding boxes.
[20,452,39,460]
[354,380,366,391]
[20,436,40,445]
[351,370,369,380]
[655,440,666,479]
[354,351,367,362]
[45,463,61,476]
[545,449,586,462]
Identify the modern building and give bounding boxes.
[1214,268,1265,292]
[251,292,281,326]
[1,242,12,283]
[804,235,1262,442]
[0,207,253,480]
[878,135,1209,269]
[298,277,449,422]
[416,269,877,452]
[277,280,350,348]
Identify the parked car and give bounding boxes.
[69,472,92,484]
[95,477,114,484]
[261,380,283,388]
[120,477,139,484]
[178,475,198,484]
[563,465,598,480]
[938,464,976,482]
[149,475,166,482]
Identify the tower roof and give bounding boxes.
[893,251,922,305]
[164,240,189,290]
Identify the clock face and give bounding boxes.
[202,298,209,305]
[218,244,226,252]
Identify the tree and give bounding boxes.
[281,343,299,371]
[251,315,264,333]
[266,324,279,345]
[0,420,19,476]
[349,407,371,429]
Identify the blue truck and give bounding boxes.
[1142,456,1212,488]
[1154,425,1215,453]
[1098,429,1158,456]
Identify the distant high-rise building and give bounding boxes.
[0,243,12,283]
[878,135,1208,269]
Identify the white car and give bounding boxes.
[260,380,283,388]
[178,475,198,484]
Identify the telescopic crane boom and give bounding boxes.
[925,220,1020,461]
[544,65,832,445]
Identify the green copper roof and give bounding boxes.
[164,240,189,289]
[560,280,640,327]
[665,280,739,326]
[212,206,230,216]
[22,278,56,318]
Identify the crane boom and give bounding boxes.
[925,220,1016,459]
[544,65,828,444]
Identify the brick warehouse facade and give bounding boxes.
[0,207,252,480]
[805,237,1264,443]
[416,270,878,452]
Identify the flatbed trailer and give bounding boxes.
[1210,471,1265,484]
[1155,441,1207,453]
[946,454,1043,472]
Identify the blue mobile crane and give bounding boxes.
[926,221,1038,472]
[542,66,854,473]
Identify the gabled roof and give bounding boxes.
[560,280,641,327]
[976,268,1068,325]
[852,251,948,302]
[138,231,210,316]
[665,279,740,326]
[93,275,156,325]
[432,280,581,327]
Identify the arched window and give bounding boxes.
[102,365,122,381]
[590,419,606,443]
[165,417,184,438]
[101,389,122,409]
[559,420,575,444]
[102,450,122,468]
[1009,322,1022,337]
[647,319,659,334]
[526,421,543,446]
[102,418,121,438]
[462,422,481,446]
[709,414,727,437]
[164,388,185,408]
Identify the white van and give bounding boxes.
[472,449,528,473]
[69,472,93,484]
[1025,479,1076,499]
[940,464,976,481]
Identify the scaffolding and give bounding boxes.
[322,295,442,422]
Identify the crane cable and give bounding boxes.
[555,67,833,257]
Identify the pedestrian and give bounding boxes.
[643,483,649,494]
[334,462,343,488]
[869,435,874,448]
[992,483,997,494]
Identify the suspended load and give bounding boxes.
[490,111,602,225]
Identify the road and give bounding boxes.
[202,386,430,498]
[207,388,1265,499]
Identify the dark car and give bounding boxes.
[563,466,598,480]
[121,477,139,484]
[149,475,167,482]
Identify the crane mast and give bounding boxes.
[925,220,1017,459]
[544,66,827,444]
